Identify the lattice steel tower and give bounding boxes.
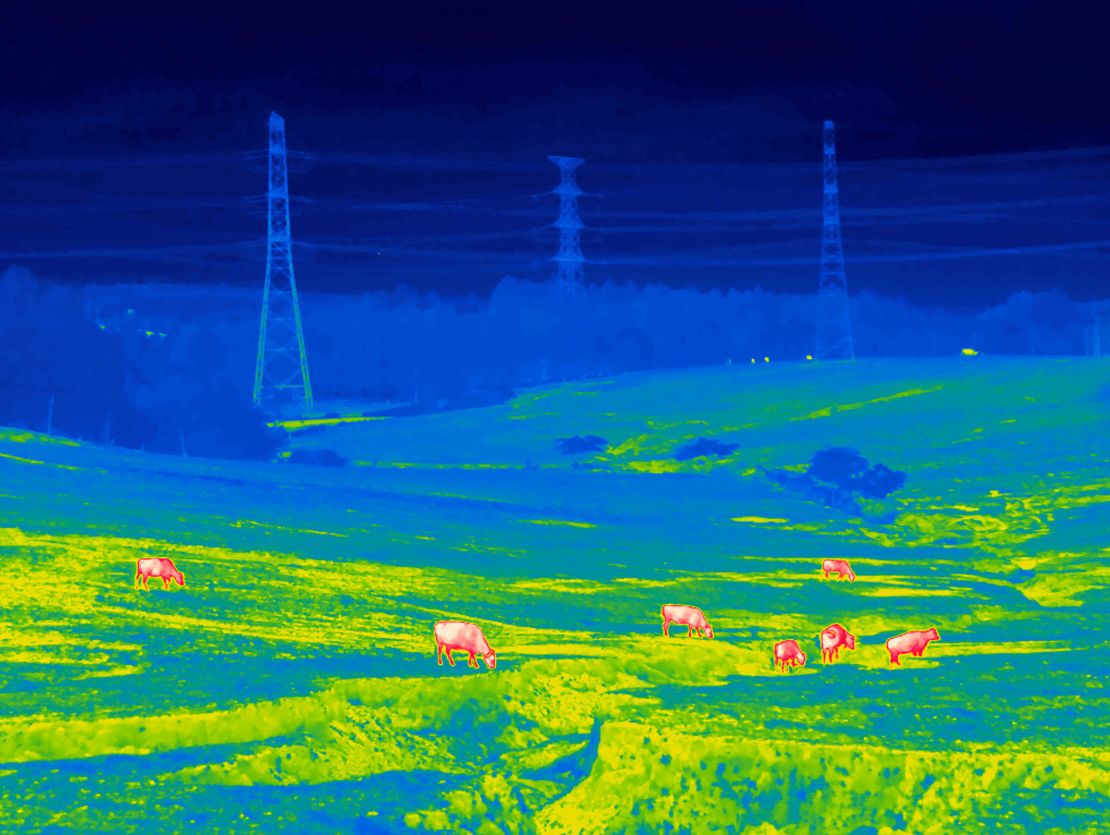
[548,155,585,293]
[253,112,314,412]
[816,120,856,360]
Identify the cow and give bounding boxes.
[661,604,714,639]
[773,639,807,672]
[886,628,940,666]
[136,558,185,590]
[819,623,856,663]
[822,558,856,581]
[434,621,497,670]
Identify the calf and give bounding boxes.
[819,623,856,663]
[886,628,940,666]
[661,604,714,639]
[136,558,185,590]
[434,621,497,670]
[822,558,856,581]
[773,639,807,672]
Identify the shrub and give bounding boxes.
[288,449,347,467]
[807,447,906,499]
[855,462,907,500]
[674,437,738,462]
[807,447,870,490]
[761,447,906,516]
[556,435,608,455]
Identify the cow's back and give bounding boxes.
[664,604,703,624]
[435,621,485,651]
[888,630,926,650]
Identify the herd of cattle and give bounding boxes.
[135,555,941,672]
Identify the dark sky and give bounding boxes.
[3,1,1110,308]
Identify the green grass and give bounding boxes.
[0,357,1107,832]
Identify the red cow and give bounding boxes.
[773,639,807,672]
[822,558,856,581]
[661,604,714,639]
[886,628,940,666]
[434,621,497,670]
[820,623,856,663]
[136,558,185,590]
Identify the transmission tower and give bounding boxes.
[253,111,314,413]
[815,120,856,360]
[548,155,585,293]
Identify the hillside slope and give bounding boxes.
[0,357,1107,833]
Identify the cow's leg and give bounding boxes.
[163,577,171,589]
[687,625,693,637]
[142,575,149,590]
[823,569,830,579]
[446,648,456,667]
[468,652,477,668]
[436,642,443,665]
[662,617,669,638]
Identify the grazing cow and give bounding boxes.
[886,628,940,666]
[822,558,856,581]
[135,558,185,590]
[661,604,714,639]
[434,621,497,670]
[819,623,856,663]
[773,639,807,672]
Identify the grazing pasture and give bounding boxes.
[0,357,1107,832]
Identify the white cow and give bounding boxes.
[434,621,497,670]
[661,604,714,639]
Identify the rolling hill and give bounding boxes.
[0,356,1107,832]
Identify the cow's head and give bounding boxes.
[704,624,714,639]
[928,627,939,641]
[482,650,497,670]
[797,650,807,666]
[845,632,856,649]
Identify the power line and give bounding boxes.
[0,151,254,171]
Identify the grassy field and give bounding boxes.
[0,356,1107,833]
